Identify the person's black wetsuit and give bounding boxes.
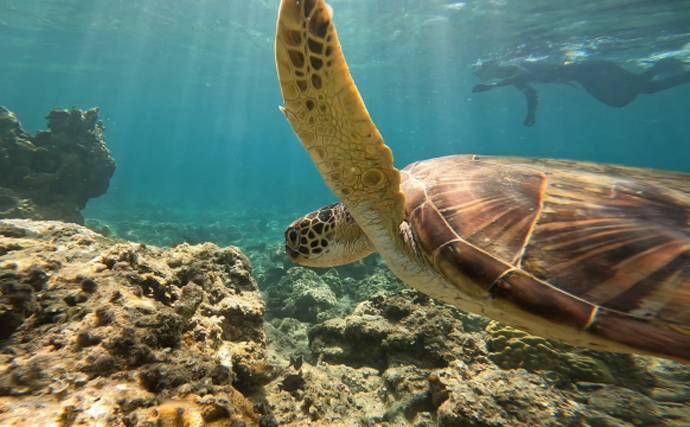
[472,57,690,126]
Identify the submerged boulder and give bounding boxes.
[264,267,342,323]
[0,106,115,224]
[307,289,489,371]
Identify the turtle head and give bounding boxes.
[285,203,376,267]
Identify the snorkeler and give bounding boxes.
[472,57,690,126]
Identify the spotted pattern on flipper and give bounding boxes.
[276,0,405,231]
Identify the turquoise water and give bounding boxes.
[2,0,690,222]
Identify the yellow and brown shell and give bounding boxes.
[402,154,690,362]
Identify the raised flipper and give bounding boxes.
[275,0,405,239]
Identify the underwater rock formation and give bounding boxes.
[263,263,407,324]
[0,219,265,425]
[270,287,689,425]
[0,106,115,224]
[264,268,341,323]
[2,219,689,426]
[431,363,661,426]
[308,289,490,371]
[487,322,622,385]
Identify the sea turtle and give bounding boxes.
[275,0,690,362]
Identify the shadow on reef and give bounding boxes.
[0,106,115,225]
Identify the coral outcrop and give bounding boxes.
[0,219,266,425]
[264,268,341,323]
[308,289,489,371]
[254,250,690,426]
[267,288,689,425]
[0,106,115,224]
[431,363,661,427]
[487,322,618,384]
[262,261,406,324]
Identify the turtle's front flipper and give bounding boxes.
[275,0,405,236]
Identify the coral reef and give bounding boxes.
[83,202,299,250]
[308,289,489,371]
[264,268,342,323]
[487,322,618,384]
[270,288,689,425]
[264,282,689,425]
[485,322,667,394]
[431,362,661,427]
[108,219,245,248]
[0,106,115,224]
[0,219,265,425]
[2,219,690,426]
[261,257,405,324]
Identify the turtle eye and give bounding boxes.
[286,228,299,247]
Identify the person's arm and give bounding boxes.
[472,64,531,92]
[472,82,498,92]
[471,80,539,126]
[472,78,521,92]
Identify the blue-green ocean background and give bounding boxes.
[2,0,690,243]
